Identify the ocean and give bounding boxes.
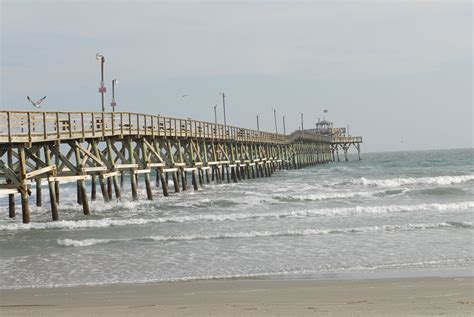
[0,148,472,289]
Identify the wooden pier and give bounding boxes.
[0,111,362,223]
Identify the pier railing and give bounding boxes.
[331,136,363,144]
[0,111,331,145]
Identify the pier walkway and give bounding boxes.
[0,111,362,223]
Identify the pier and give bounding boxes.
[0,111,362,223]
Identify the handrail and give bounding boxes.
[0,110,337,145]
[331,136,363,143]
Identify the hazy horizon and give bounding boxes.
[1,0,472,152]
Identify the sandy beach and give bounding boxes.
[1,276,473,316]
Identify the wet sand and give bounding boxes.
[1,276,473,316]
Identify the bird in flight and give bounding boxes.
[27,96,47,108]
[182,94,190,98]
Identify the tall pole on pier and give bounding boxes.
[214,105,219,124]
[111,79,118,112]
[300,112,304,130]
[256,113,261,131]
[96,53,106,112]
[273,108,278,134]
[220,92,227,126]
[283,115,286,135]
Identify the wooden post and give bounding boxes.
[226,164,230,183]
[231,166,237,183]
[106,139,121,199]
[192,170,198,190]
[180,169,186,191]
[128,138,138,200]
[91,175,97,200]
[54,152,60,203]
[7,148,15,218]
[73,144,90,215]
[44,145,58,220]
[91,141,110,202]
[141,140,153,200]
[107,177,113,200]
[36,178,42,207]
[172,171,180,192]
[198,168,204,187]
[160,170,169,196]
[18,147,31,224]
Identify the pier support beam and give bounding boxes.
[7,148,15,218]
[44,146,58,220]
[18,147,30,224]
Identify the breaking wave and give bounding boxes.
[350,175,474,188]
[56,221,473,247]
[273,189,408,202]
[2,201,472,232]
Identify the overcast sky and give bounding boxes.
[1,0,472,152]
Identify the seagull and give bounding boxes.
[182,94,190,98]
[27,96,46,108]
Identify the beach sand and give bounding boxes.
[1,276,473,316]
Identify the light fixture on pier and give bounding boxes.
[219,92,227,126]
[272,108,278,134]
[111,79,118,112]
[213,105,219,124]
[256,112,262,131]
[96,53,106,112]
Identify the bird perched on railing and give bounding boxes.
[27,96,47,108]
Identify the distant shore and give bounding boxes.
[1,276,472,316]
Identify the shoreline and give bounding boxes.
[1,276,473,316]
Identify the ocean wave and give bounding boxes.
[2,201,472,232]
[273,189,408,202]
[350,175,474,188]
[56,221,473,247]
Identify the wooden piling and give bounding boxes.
[18,147,30,224]
[192,170,198,190]
[172,172,180,192]
[44,146,58,220]
[91,175,97,200]
[7,148,15,218]
[160,171,169,197]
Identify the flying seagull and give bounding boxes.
[182,94,190,98]
[27,96,47,108]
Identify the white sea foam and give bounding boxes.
[9,202,474,230]
[56,222,473,247]
[57,238,115,247]
[272,190,394,202]
[2,201,472,232]
[351,175,474,188]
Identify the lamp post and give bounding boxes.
[96,53,106,112]
[282,115,286,135]
[111,79,118,112]
[256,112,262,131]
[214,105,219,124]
[300,112,304,130]
[273,108,278,134]
[220,92,227,126]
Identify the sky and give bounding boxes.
[1,0,472,152]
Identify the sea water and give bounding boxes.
[0,148,472,289]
